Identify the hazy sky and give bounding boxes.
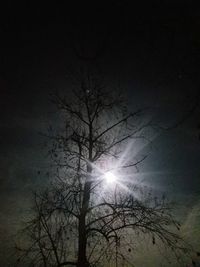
[0,2,200,265]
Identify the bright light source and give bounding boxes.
[104,171,117,184]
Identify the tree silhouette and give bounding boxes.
[16,70,190,267]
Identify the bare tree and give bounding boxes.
[16,70,190,267]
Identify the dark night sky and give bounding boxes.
[0,1,200,265]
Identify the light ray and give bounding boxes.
[87,128,163,203]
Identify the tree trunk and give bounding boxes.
[77,165,92,267]
[77,213,90,267]
[77,123,93,267]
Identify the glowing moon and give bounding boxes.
[104,171,117,184]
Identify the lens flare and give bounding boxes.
[104,171,117,184]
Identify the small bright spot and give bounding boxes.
[104,171,117,184]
